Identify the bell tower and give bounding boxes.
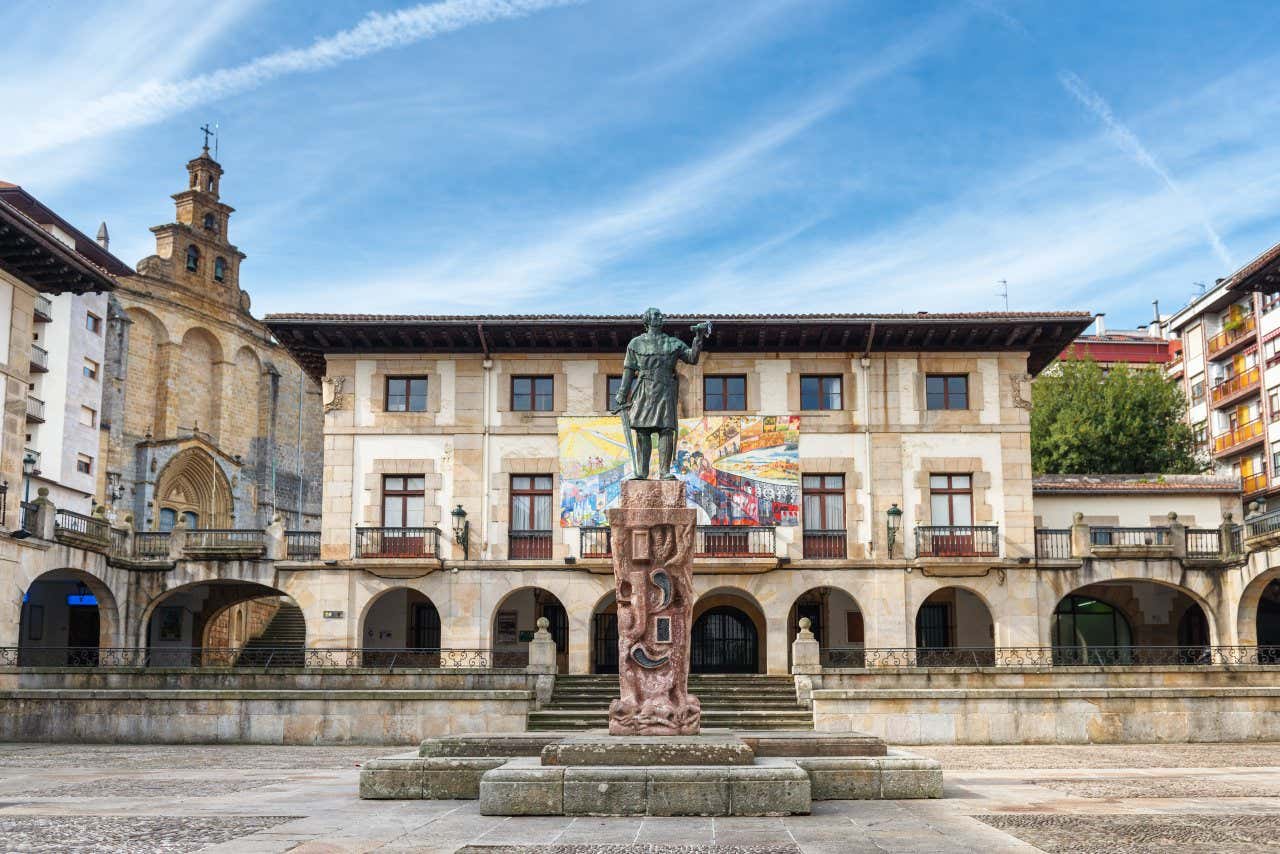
[142,132,248,308]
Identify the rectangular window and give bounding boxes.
[607,375,624,406]
[802,474,846,530]
[381,475,426,528]
[79,406,96,428]
[800,375,842,411]
[510,475,554,531]
[1193,422,1208,447]
[929,474,973,526]
[925,375,968,410]
[1270,387,1280,417]
[385,377,428,412]
[512,376,554,412]
[1190,378,1205,404]
[704,374,746,411]
[75,454,92,475]
[83,358,99,380]
[86,312,101,334]
[1266,293,1280,315]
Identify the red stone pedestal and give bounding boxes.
[607,480,701,735]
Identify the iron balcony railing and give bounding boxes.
[54,508,109,542]
[914,525,999,558]
[580,526,612,558]
[819,646,1280,668]
[109,527,129,556]
[284,530,320,560]
[695,525,776,557]
[802,529,847,559]
[355,526,440,558]
[1034,528,1072,560]
[29,344,48,373]
[510,530,553,559]
[184,528,267,552]
[32,295,52,322]
[1206,314,1256,357]
[24,395,44,423]
[1090,526,1170,548]
[1185,528,1222,559]
[1245,508,1280,540]
[19,501,38,535]
[134,531,171,559]
[1,646,511,670]
[1213,417,1265,454]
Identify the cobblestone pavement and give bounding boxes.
[0,743,1279,853]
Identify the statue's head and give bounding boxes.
[643,307,664,330]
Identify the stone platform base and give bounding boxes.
[360,729,941,813]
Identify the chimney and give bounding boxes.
[96,221,109,250]
[1094,313,1106,336]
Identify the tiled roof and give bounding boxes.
[1033,474,1240,494]
[265,311,1093,323]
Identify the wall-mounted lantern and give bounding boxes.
[451,504,470,559]
[886,503,903,558]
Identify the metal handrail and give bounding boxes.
[355,526,441,558]
[1090,526,1170,547]
[184,529,267,550]
[1213,417,1264,453]
[509,529,553,559]
[29,344,48,371]
[914,525,999,557]
[134,531,171,559]
[695,525,776,557]
[24,395,44,421]
[284,530,320,560]
[579,526,611,558]
[1245,508,1280,539]
[819,645,1280,667]
[1034,528,1072,559]
[0,646,514,670]
[33,295,52,321]
[1185,528,1222,559]
[1206,314,1256,355]
[54,508,109,541]
[802,529,847,559]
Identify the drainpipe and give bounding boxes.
[861,324,875,557]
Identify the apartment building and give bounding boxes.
[1166,240,1280,507]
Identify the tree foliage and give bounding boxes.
[1031,355,1201,475]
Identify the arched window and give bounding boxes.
[158,508,176,532]
[202,213,217,232]
[185,245,200,273]
[214,257,227,283]
[206,176,215,192]
[182,510,199,529]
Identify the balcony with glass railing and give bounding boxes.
[1243,472,1269,495]
[1212,418,1265,455]
[1206,314,1257,358]
[1209,366,1260,407]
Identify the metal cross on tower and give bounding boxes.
[200,123,214,150]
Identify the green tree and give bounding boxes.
[1031,354,1201,475]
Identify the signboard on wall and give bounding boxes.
[557,415,800,527]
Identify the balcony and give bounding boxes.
[802,529,847,559]
[24,395,44,423]
[285,530,320,560]
[1206,314,1256,358]
[1212,418,1265,456]
[915,525,999,558]
[32,295,52,322]
[356,526,440,558]
[134,531,171,560]
[580,527,611,558]
[1209,366,1260,407]
[53,509,110,545]
[184,528,267,558]
[1243,472,1269,495]
[1034,528,1072,559]
[1090,526,1170,548]
[509,530,552,559]
[29,344,47,373]
[695,525,776,557]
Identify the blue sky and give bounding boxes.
[3,0,1279,326]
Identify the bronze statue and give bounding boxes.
[612,308,711,479]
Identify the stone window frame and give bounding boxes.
[799,458,865,559]
[925,374,969,411]
[495,360,568,417]
[786,359,856,430]
[511,374,555,412]
[798,374,845,411]
[489,455,562,560]
[361,458,442,528]
[383,375,430,413]
[912,459,994,529]
[369,360,442,426]
[592,359,628,413]
[703,373,749,413]
[913,357,987,426]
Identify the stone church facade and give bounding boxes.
[100,146,322,531]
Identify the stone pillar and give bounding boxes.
[32,487,55,541]
[1069,512,1091,559]
[265,513,285,560]
[1167,511,1186,558]
[791,616,822,709]
[1221,512,1237,557]
[167,514,188,561]
[607,480,700,735]
[527,616,557,708]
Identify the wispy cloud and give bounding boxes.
[1057,70,1233,268]
[0,0,582,160]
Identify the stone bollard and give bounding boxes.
[1220,512,1237,557]
[167,514,188,561]
[32,487,55,540]
[1167,511,1186,558]
[1069,511,1091,559]
[265,513,286,560]
[791,616,822,709]
[526,616,557,709]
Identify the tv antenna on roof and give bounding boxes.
[997,279,1009,311]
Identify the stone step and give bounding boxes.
[528,713,815,725]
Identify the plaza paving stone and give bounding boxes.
[0,743,1278,852]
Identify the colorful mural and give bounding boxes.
[558,415,800,527]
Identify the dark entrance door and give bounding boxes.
[66,605,100,666]
[411,602,441,649]
[593,612,618,674]
[915,602,951,648]
[691,606,758,674]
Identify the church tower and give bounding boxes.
[138,142,248,311]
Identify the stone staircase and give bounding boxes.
[527,674,813,731]
[235,602,306,666]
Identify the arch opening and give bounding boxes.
[591,591,618,674]
[1257,580,1280,662]
[360,588,443,666]
[1051,580,1210,664]
[145,581,305,666]
[787,586,864,668]
[692,589,766,674]
[18,570,119,665]
[915,587,994,666]
[153,448,233,530]
[492,587,568,673]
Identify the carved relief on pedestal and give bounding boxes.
[607,480,701,736]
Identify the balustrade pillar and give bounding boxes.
[1069,512,1091,559]
[1168,511,1187,559]
[32,487,55,540]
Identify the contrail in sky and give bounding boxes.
[2,0,582,159]
[1059,70,1233,268]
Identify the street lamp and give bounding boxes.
[451,504,470,559]
[886,503,903,558]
